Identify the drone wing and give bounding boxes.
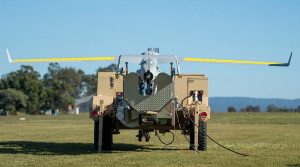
[182,52,292,67]
[5,49,115,63]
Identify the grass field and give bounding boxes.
[0,112,300,167]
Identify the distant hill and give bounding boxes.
[209,97,300,112]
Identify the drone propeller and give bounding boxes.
[183,52,292,67]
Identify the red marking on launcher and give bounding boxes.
[200,112,207,121]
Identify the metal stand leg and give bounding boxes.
[194,111,199,151]
[94,120,99,150]
[189,117,194,150]
[98,116,103,153]
[189,103,200,151]
[194,102,200,151]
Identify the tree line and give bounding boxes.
[2,63,299,115]
[227,104,300,113]
[0,63,117,115]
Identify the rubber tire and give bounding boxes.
[198,121,207,151]
[145,131,150,142]
[138,130,142,142]
[102,115,113,150]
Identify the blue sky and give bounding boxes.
[0,0,299,98]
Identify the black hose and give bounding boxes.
[157,131,175,145]
[180,95,192,107]
[178,95,250,156]
[187,116,250,156]
[175,109,190,143]
[205,133,250,156]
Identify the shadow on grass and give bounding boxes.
[0,141,183,155]
[287,164,300,167]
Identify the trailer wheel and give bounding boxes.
[138,129,143,142]
[93,115,113,151]
[94,120,99,150]
[198,121,207,151]
[102,115,113,150]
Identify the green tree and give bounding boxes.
[278,107,290,112]
[227,106,237,112]
[296,106,300,113]
[246,105,253,112]
[0,65,46,114]
[96,64,117,73]
[82,63,117,96]
[253,106,261,112]
[267,104,278,112]
[240,105,261,112]
[44,63,85,97]
[43,63,85,111]
[82,74,97,96]
[0,89,28,115]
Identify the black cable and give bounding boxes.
[175,109,201,153]
[188,116,250,157]
[178,95,250,156]
[157,131,175,145]
[205,133,250,156]
[180,95,192,107]
[175,109,190,143]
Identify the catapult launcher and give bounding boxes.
[6,48,292,152]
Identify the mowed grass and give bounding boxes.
[0,112,300,167]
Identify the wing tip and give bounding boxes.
[268,52,292,67]
[288,52,293,65]
[5,48,13,63]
